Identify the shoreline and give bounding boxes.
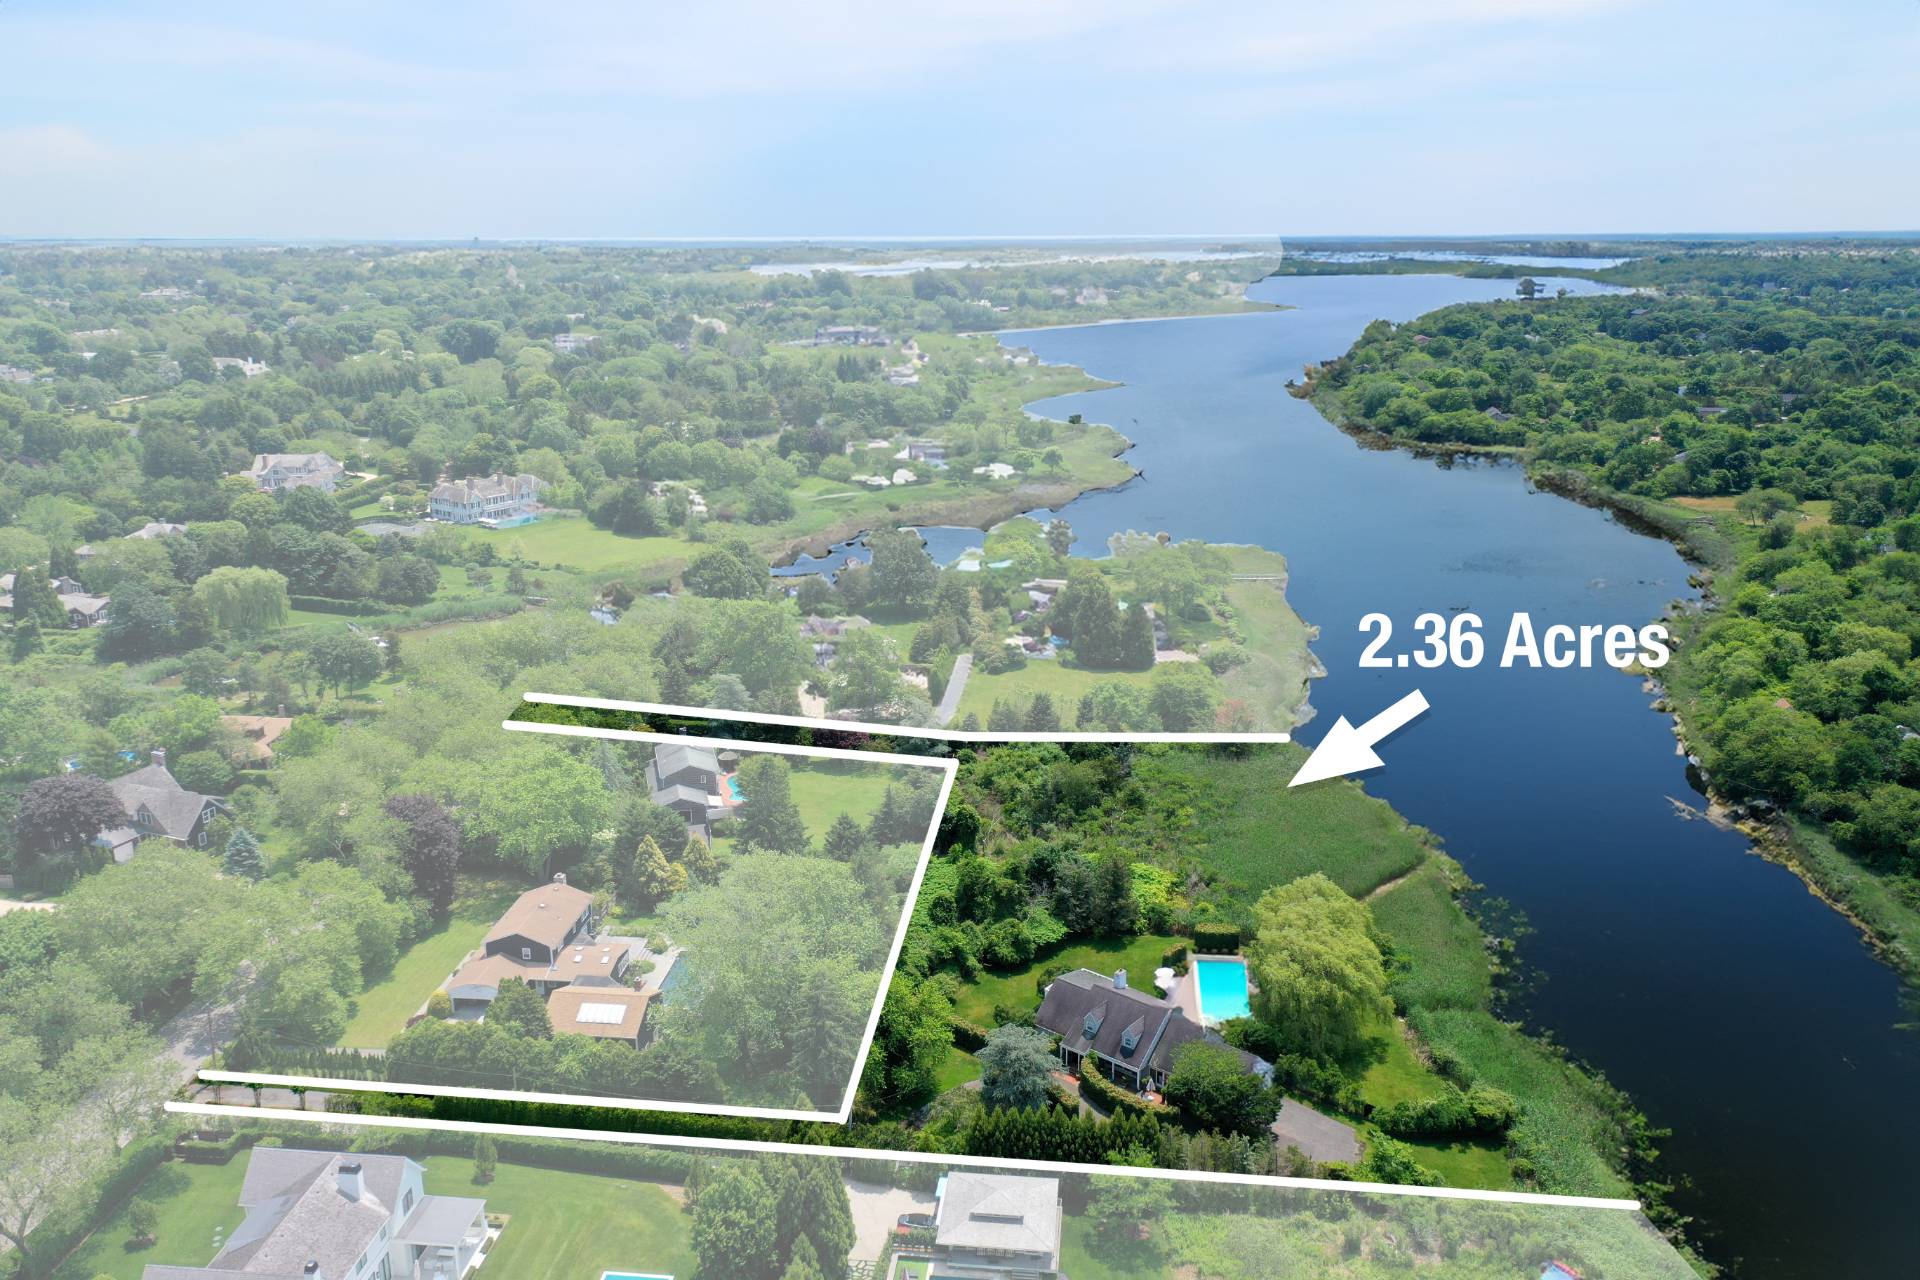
[1305,379,1920,988]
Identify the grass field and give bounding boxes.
[338,881,522,1048]
[53,1160,247,1280]
[466,515,691,576]
[933,1044,981,1092]
[1216,545,1318,729]
[1400,1133,1514,1189]
[1060,1216,1171,1280]
[1368,858,1493,1013]
[425,1156,694,1280]
[951,659,1158,725]
[1139,747,1428,899]
[949,933,1182,1024]
[712,760,915,858]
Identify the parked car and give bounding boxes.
[895,1212,936,1234]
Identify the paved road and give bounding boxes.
[934,652,973,725]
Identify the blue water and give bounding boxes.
[657,955,691,1003]
[1193,957,1251,1022]
[725,775,744,802]
[600,1272,674,1279]
[996,274,1920,1279]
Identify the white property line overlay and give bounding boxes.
[201,723,958,1128]
[521,693,1292,745]
[165,1102,1645,1213]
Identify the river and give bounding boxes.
[995,275,1920,1279]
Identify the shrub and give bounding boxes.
[1160,942,1190,974]
[426,989,453,1019]
[1192,921,1240,953]
[949,1017,992,1052]
[1075,1062,1176,1120]
[126,1199,158,1246]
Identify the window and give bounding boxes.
[402,1188,416,1214]
[520,946,531,960]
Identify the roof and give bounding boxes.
[547,982,652,1040]
[211,1147,413,1279]
[551,938,630,983]
[248,452,339,473]
[106,763,224,842]
[650,782,713,810]
[934,1172,1061,1261]
[483,879,594,952]
[1036,969,1260,1080]
[222,715,293,761]
[430,472,545,503]
[652,742,719,779]
[395,1194,486,1245]
[447,950,548,999]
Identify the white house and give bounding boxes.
[211,356,270,378]
[244,452,345,494]
[929,1172,1062,1277]
[428,473,546,526]
[142,1146,491,1280]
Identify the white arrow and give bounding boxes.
[1289,689,1431,787]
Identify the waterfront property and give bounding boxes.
[240,451,344,493]
[141,1146,491,1280]
[428,472,547,527]
[1034,967,1266,1096]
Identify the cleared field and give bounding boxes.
[1368,858,1492,1013]
[465,515,690,576]
[1139,747,1428,899]
[1216,545,1318,728]
[952,659,1157,725]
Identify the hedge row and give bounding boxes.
[287,594,390,617]
[1372,1084,1519,1140]
[1192,922,1240,953]
[949,1017,991,1053]
[1075,1062,1175,1120]
[17,1135,170,1278]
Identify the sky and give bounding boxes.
[2,0,1918,241]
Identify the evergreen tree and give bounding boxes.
[10,567,65,630]
[9,616,42,662]
[1121,602,1157,669]
[1024,693,1061,732]
[987,699,1022,732]
[734,755,809,854]
[222,826,267,880]
[1046,518,1076,558]
[472,1134,497,1185]
[822,812,870,861]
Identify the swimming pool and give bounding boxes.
[600,1272,673,1279]
[1193,957,1251,1022]
[724,774,744,802]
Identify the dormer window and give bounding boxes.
[520,946,532,960]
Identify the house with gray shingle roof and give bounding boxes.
[95,751,229,863]
[930,1171,1062,1276]
[1035,967,1268,1094]
[143,1145,489,1280]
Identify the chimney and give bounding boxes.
[336,1161,362,1201]
[552,872,567,885]
[1113,969,1128,990]
[150,748,167,767]
[276,703,287,717]
[304,1262,322,1278]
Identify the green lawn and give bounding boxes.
[950,934,1181,1024]
[714,762,907,859]
[467,515,692,576]
[425,1156,694,1280]
[1216,545,1317,730]
[1060,1216,1171,1280]
[53,1159,248,1280]
[933,1044,981,1092]
[1354,1012,1448,1110]
[338,881,522,1048]
[1398,1134,1514,1190]
[952,659,1159,725]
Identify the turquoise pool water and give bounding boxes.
[600,1272,673,1279]
[1194,957,1250,1022]
[724,774,744,802]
